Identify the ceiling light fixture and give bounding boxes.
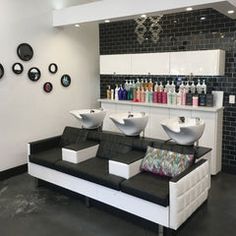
[140,14,147,18]
[104,19,110,23]
[200,16,206,20]
[228,10,235,14]
[186,7,193,11]
[75,24,80,27]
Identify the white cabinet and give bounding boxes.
[170,50,225,76]
[99,99,223,175]
[100,50,225,76]
[100,54,132,75]
[131,53,170,75]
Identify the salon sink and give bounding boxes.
[161,117,205,145]
[70,109,106,129]
[109,112,148,136]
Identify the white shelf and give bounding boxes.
[98,99,223,113]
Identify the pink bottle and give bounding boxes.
[162,89,168,104]
[136,88,141,102]
[157,90,162,103]
[153,91,158,103]
[140,88,145,103]
[181,89,186,105]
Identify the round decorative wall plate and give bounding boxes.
[17,43,34,61]
[61,74,71,87]
[12,63,24,75]
[48,63,58,74]
[28,67,41,81]
[43,82,53,93]
[0,64,4,79]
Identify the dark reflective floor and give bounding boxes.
[0,173,235,236]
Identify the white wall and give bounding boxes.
[0,0,100,171]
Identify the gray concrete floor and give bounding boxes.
[0,173,235,236]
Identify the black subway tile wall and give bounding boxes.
[99,8,236,174]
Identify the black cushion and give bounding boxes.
[121,172,170,207]
[55,158,124,190]
[64,140,99,151]
[29,148,62,169]
[131,138,153,151]
[60,127,88,147]
[111,150,145,164]
[87,130,103,142]
[96,140,132,160]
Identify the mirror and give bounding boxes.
[12,63,24,75]
[43,82,53,93]
[17,43,34,61]
[61,74,71,87]
[48,63,58,74]
[28,67,41,81]
[0,64,4,79]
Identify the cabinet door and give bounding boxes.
[192,111,216,174]
[100,54,132,75]
[170,50,225,76]
[131,53,170,75]
[150,107,170,140]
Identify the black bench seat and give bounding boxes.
[55,158,124,191]
[121,172,170,207]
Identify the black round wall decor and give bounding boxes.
[28,67,41,81]
[43,82,53,93]
[61,74,71,87]
[12,63,24,75]
[17,43,34,61]
[48,63,58,74]
[0,64,4,79]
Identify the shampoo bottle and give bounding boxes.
[162,88,168,104]
[199,90,206,106]
[140,87,145,103]
[118,85,123,100]
[181,88,186,105]
[107,85,111,99]
[186,88,193,105]
[136,87,141,102]
[196,79,202,94]
[149,88,153,103]
[202,79,207,94]
[110,88,114,100]
[177,90,181,105]
[115,84,119,101]
[145,89,149,103]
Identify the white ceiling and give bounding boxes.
[53,0,236,26]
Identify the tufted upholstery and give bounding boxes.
[169,159,209,230]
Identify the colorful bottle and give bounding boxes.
[166,80,171,93]
[110,88,114,100]
[145,89,149,103]
[148,79,153,91]
[140,87,145,103]
[199,91,206,106]
[206,92,214,107]
[115,84,119,101]
[144,79,148,90]
[136,87,141,102]
[202,79,207,94]
[167,90,172,105]
[122,87,127,100]
[118,85,123,100]
[140,79,144,89]
[162,88,168,104]
[132,80,136,101]
[148,89,153,103]
[181,88,186,105]
[186,88,193,105]
[106,85,111,99]
[192,93,199,107]
[196,79,202,94]
[177,90,181,105]
[190,81,196,94]
[129,81,134,101]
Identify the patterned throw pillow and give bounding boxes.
[140,146,194,177]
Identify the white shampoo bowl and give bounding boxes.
[109,112,148,136]
[70,109,106,129]
[161,117,205,145]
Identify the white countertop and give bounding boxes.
[98,99,224,112]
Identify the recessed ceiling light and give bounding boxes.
[140,14,147,18]
[75,24,80,27]
[200,16,206,20]
[104,19,110,23]
[186,7,193,11]
[228,10,235,14]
